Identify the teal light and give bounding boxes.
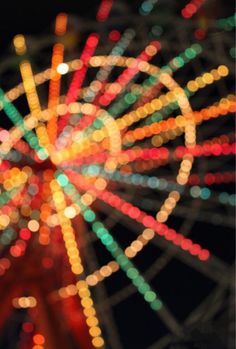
[219,192,228,204]
[151,25,163,37]
[140,2,153,15]
[56,173,69,187]
[185,48,196,59]
[200,187,211,200]
[190,186,201,198]
[84,209,96,222]
[229,194,236,206]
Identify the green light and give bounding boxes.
[144,291,156,302]
[151,112,163,123]
[132,275,145,286]
[124,93,137,105]
[127,267,139,279]
[92,222,103,232]
[93,119,103,129]
[150,299,162,310]
[191,43,202,54]
[138,283,150,294]
[84,209,96,222]
[185,48,196,59]
[172,57,184,68]
[96,227,108,238]
[101,234,113,245]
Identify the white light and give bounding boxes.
[57,63,69,75]
[64,206,76,219]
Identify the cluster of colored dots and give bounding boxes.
[123,97,236,146]
[113,44,202,118]
[190,186,236,205]
[0,7,234,348]
[71,171,210,261]
[148,63,229,130]
[81,164,235,208]
[80,164,179,191]
[59,172,163,312]
[0,88,47,161]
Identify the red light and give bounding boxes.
[22,322,34,333]
[181,0,206,19]
[194,29,206,41]
[20,228,31,240]
[198,249,210,261]
[10,245,22,257]
[190,244,201,256]
[108,30,121,42]
[97,0,113,22]
[87,34,99,48]
[42,257,54,269]
[181,239,192,250]
[0,258,11,269]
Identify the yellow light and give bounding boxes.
[217,65,229,77]
[92,337,105,348]
[13,34,26,55]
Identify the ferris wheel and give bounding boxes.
[0,1,235,349]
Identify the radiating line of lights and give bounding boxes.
[47,13,68,144]
[96,0,113,22]
[56,172,163,312]
[65,170,210,260]
[181,0,206,19]
[50,177,105,348]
